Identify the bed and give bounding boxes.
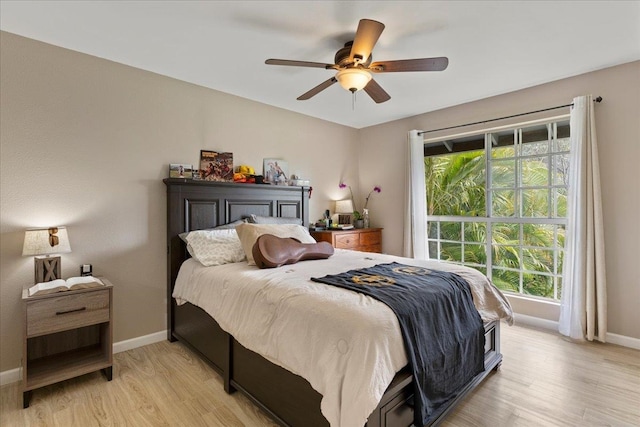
[164,178,512,427]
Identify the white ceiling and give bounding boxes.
[1,1,639,129]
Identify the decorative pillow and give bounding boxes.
[252,234,334,269]
[248,214,302,225]
[179,219,247,243]
[184,229,246,266]
[235,223,316,266]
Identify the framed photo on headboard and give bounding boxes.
[263,159,288,184]
[200,150,233,182]
[169,163,193,179]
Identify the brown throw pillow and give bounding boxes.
[252,234,334,269]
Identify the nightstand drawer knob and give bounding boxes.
[55,307,86,315]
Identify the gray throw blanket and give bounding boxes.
[311,262,484,426]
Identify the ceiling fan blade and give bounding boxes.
[364,78,391,104]
[349,19,385,63]
[297,77,338,100]
[370,57,449,73]
[266,59,336,69]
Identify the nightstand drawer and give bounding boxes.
[26,290,110,337]
[334,233,359,249]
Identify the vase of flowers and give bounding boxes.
[362,186,381,228]
[339,182,381,228]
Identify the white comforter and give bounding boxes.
[173,250,513,427]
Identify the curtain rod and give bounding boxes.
[418,96,603,136]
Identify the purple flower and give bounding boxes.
[363,186,381,210]
[339,182,381,213]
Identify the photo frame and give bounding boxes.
[338,214,352,225]
[169,163,193,178]
[200,150,233,182]
[263,159,289,185]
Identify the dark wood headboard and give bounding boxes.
[163,178,311,339]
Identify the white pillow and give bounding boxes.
[185,229,246,266]
[178,219,247,242]
[235,223,316,266]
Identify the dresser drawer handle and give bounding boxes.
[56,307,86,315]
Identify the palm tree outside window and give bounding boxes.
[425,120,569,300]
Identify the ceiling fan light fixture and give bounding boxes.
[336,68,372,92]
[265,18,447,103]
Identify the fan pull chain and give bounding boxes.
[352,91,356,110]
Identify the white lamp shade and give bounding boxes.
[22,227,72,256]
[336,68,372,92]
[335,199,355,214]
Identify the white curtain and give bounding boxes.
[403,130,428,259]
[558,95,607,342]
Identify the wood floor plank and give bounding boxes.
[2,324,638,426]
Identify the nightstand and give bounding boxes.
[22,279,113,408]
[310,228,382,253]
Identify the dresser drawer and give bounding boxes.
[360,231,381,246]
[334,233,360,249]
[359,244,382,253]
[309,228,382,254]
[26,290,110,337]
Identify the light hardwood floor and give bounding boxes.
[2,324,639,426]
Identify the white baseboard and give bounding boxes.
[0,368,21,387]
[606,332,640,350]
[514,314,640,350]
[0,330,167,387]
[112,330,167,354]
[513,313,559,331]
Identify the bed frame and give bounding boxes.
[164,178,503,427]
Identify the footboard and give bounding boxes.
[368,321,502,427]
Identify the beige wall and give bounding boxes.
[0,32,358,371]
[2,31,638,372]
[359,60,640,339]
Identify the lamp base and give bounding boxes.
[34,256,61,283]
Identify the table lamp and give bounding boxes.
[335,199,355,225]
[22,226,72,283]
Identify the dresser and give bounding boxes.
[22,280,113,408]
[310,228,382,253]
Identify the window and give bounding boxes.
[425,120,569,300]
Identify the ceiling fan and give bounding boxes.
[265,19,449,104]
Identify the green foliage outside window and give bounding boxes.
[425,132,568,300]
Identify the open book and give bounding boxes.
[28,276,104,297]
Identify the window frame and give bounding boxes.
[424,115,570,301]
